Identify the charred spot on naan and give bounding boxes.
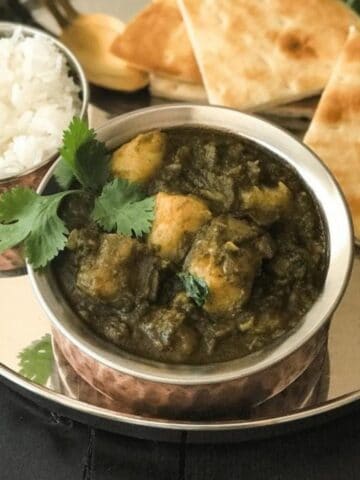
[278,31,317,60]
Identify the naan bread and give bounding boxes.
[111,0,202,84]
[149,73,207,102]
[149,76,317,112]
[60,14,148,92]
[304,27,360,237]
[178,0,360,110]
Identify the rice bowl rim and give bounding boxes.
[0,22,89,184]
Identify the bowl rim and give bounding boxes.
[28,104,354,385]
[0,21,89,184]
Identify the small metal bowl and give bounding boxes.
[0,22,89,274]
[29,105,354,419]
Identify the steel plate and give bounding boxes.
[1,0,360,444]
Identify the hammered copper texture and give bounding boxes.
[53,326,328,419]
[53,337,328,419]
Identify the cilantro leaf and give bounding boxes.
[0,187,77,269]
[56,117,109,191]
[76,139,109,191]
[92,178,155,237]
[54,160,74,190]
[24,193,74,268]
[60,116,95,169]
[0,188,36,251]
[178,272,209,307]
[18,334,53,385]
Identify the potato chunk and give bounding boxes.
[111,130,166,183]
[140,307,198,361]
[76,234,135,302]
[148,192,212,262]
[73,232,160,308]
[241,181,292,226]
[184,216,273,317]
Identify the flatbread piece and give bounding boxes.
[178,0,360,110]
[304,26,360,237]
[61,14,148,92]
[111,0,202,84]
[149,73,207,102]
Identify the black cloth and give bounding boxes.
[1,379,360,480]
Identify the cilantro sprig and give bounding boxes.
[92,179,155,237]
[178,272,209,307]
[55,117,109,191]
[18,334,53,385]
[0,117,156,269]
[0,188,78,268]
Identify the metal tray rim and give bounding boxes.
[1,0,359,442]
[1,361,360,432]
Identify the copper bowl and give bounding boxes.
[28,105,354,419]
[0,22,89,275]
[52,333,328,418]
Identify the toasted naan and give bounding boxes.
[149,73,207,102]
[304,27,360,237]
[111,0,202,84]
[60,14,148,92]
[149,73,317,114]
[178,0,360,110]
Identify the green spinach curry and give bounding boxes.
[54,127,327,364]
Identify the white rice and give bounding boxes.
[0,29,81,180]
